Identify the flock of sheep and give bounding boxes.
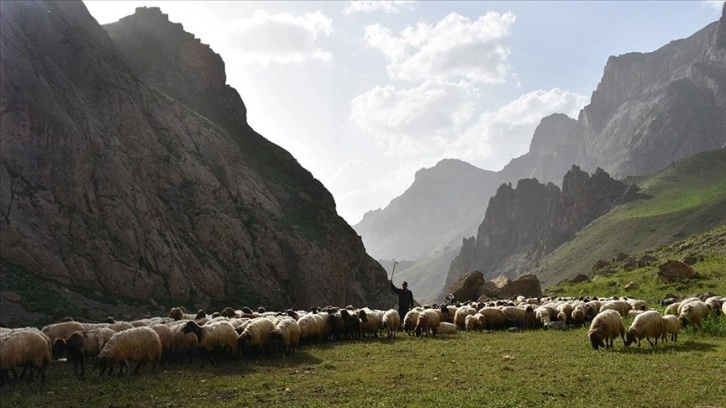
[0,293,723,387]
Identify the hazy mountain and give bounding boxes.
[354,159,498,261]
[358,6,726,299]
[0,2,393,316]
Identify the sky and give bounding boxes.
[83,1,724,225]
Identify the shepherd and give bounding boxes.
[389,262,414,320]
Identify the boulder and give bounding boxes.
[446,271,486,303]
[657,260,697,283]
[623,257,637,270]
[498,274,543,299]
[591,259,610,271]
[680,255,698,265]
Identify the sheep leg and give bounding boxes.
[132,362,143,375]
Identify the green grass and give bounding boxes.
[533,149,726,287]
[3,328,726,407]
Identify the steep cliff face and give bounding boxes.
[0,2,393,311]
[444,166,630,288]
[580,14,726,178]
[354,159,498,260]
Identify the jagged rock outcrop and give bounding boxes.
[443,271,542,303]
[444,166,630,289]
[0,2,394,312]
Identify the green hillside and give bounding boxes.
[533,148,726,288]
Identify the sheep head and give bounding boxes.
[52,338,66,360]
[588,329,605,350]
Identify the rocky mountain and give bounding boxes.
[443,166,633,294]
[354,159,498,261]
[357,6,726,299]
[0,1,393,317]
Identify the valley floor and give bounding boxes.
[3,327,725,407]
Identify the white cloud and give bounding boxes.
[703,0,724,12]
[350,80,479,157]
[363,11,516,83]
[224,10,333,66]
[444,88,589,170]
[343,0,415,15]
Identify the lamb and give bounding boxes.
[52,328,114,376]
[661,315,680,343]
[678,300,710,327]
[414,309,441,337]
[437,322,458,335]
[588,310,626,350]
[182,320,237,368]
[381,310,401,338]
[269,318,301,356]
[544,320,567,331]
[0,328,51,386]
[237,317,276,357]
[97,326,162,376]
[465,313,485,331]
[454,306,477,330]
[624,311,665,347]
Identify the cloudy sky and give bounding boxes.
[84,1,724,225]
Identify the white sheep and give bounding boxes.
[108,321,134,332]
[588,310,625,350]
[403,309,422,336]
[237,317,276,357]
[150,325,174,362]
[182,320,237,368]
[358,308,383,338]
[661,315,680,343]
[478,307,507,330]
[678,300,710,328]
[704,297,721,316]
[414,309,441,337]
[663,302,680,316]
[0,328,51,386]
[625,310,665,347]
[381,310,401,338]
[97,326,162,376]
[296,313,318,342]
[269,318,301,356]
[42,321,84,347]
[167,320,198,364]
[599,300,631,317]
[571,305,587,327]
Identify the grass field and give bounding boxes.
[2,324,725,408]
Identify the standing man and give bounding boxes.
[390,279,414,320]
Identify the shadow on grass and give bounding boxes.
[612,340,718,354]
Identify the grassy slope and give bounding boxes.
[3,328,725,407]
[546,225,726,302]
[533,148,726,287]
